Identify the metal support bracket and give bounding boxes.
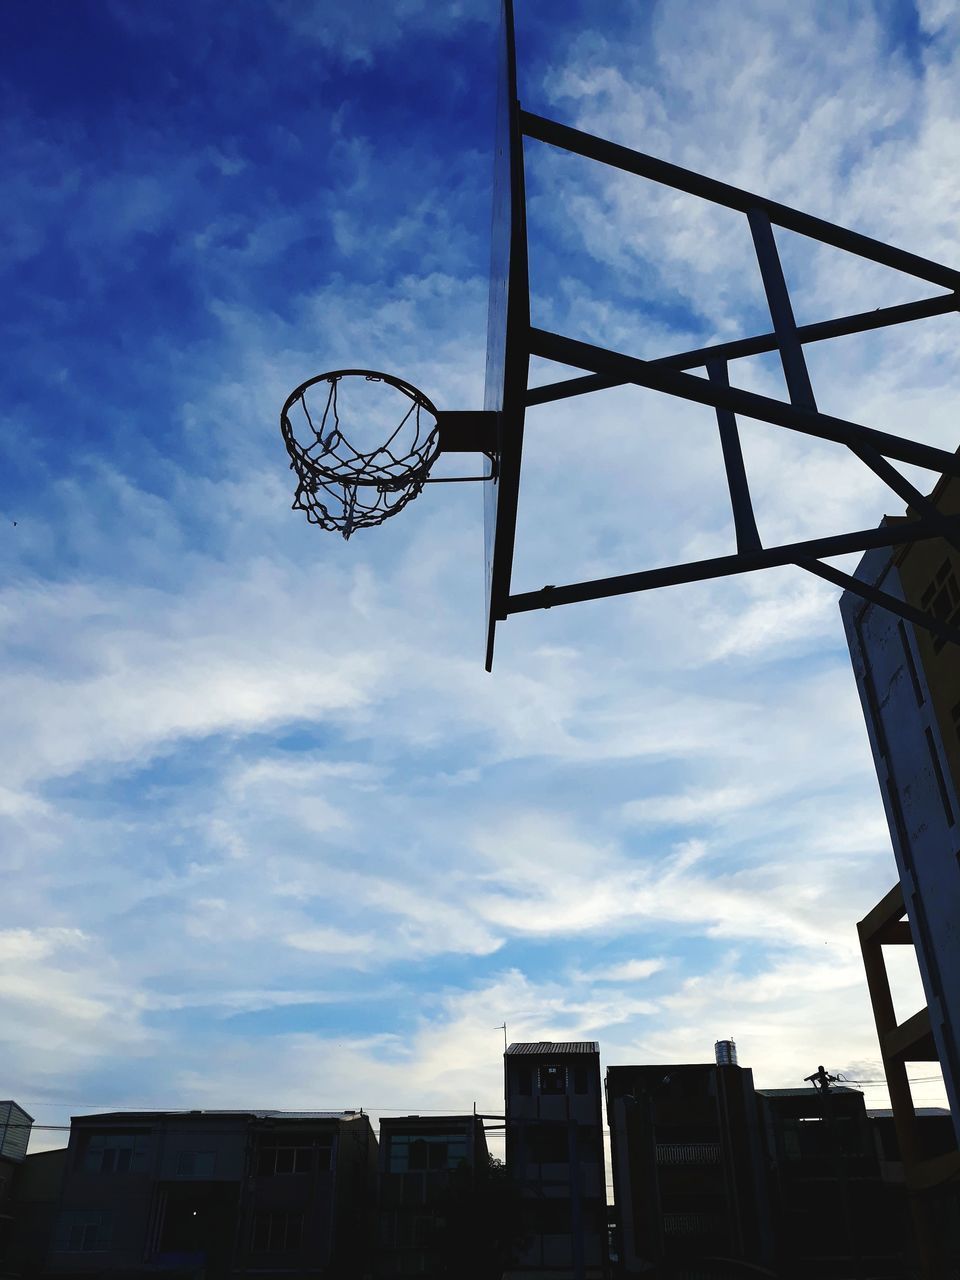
[436,411,500,454]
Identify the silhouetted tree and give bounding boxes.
[433,1153,526,1279]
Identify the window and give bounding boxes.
[528,1124,568,1163]
[413,1214,435,1246]
[391,1214,435,1248]
[782,1124,801,1161]
[524,1199,572,1233]
[256,1144,326,1176]
[82,1133,148,1174]
[252,1210,303,1252]
[920,557,960,654]
[781,1113,863,1162]
[516,1065,532,1096]
[175,1150,216,1177]
[573,1066,589,1095]
[394,1214,415,1248]
[55,1211,112,1252]
[388,1132,467,1173]
[399,1172,427,1204]
[539,1064,565,1095]
[409,1139,447,1170]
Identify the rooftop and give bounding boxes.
[379,1114,479,1127]
[607,1062,741,1073]
[868,1107,951,1118]
[506,1041,599,1056]
[0,1101,34,1122]
[70,1109,366,1123]
[756,1087,861,1097]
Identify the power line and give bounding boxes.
[841,1075,943,1085]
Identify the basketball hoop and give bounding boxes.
[277,0,960,669]
[280,369,441,540]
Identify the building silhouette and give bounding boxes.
[45,1109,375,1278]
[504,1042,607,1279]
[868,1105,960,1267]
[4,1043,960,1275]
[375,1113,488,1277]
[3,1149,67,1277]
[606,1051,772,1274]
[841,469,960,1275]
[841,470,960,1135]
[0,1102,34,1265]
[759,1085,903,1277]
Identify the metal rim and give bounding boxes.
[280,368,438,423]
[280,368,441,488]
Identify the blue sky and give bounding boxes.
[3,0,959,1164]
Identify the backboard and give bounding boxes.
[483,0,529,672]
[280,0,960,668]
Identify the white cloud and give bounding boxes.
[622,786,764,826]
[0,929,156,1080]
[268,0,495,66]
[0,928,87,966]
[579,958,668,983]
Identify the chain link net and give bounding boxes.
[280,371,440,540]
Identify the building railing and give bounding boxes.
[662,1211,723,1236]
[655,1142,721,1165]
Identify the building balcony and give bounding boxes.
[656,1142,721,1165]
[662,1210,725,1236]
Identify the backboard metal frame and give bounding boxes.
[483,0,529,671]
[482,14,960,666]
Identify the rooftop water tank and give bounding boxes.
[715,1039,737,1066]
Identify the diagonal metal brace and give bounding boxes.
[526,294,960,408]
[528,327,960,479]
[798,557,960,649]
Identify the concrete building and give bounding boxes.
[840,468,960,1136]
[48,1108,376,1278]
[0,1102,34,1268]
[841,471,960,1274]
[4,1147,68,1277]
[504,1042,607,1280]
[375,1114,488,1278]
[868,1106,960,1271]
[759,1086,902,1278]
[606,1055,772,1275]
